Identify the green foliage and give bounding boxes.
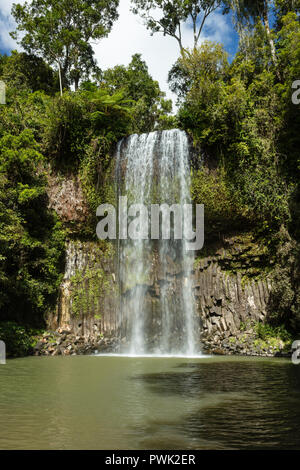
[43,87,133,168]
[0,50,57,94]
[274,0,300,30]
[268,227,300,333]
[11,0,119,91]
[169,41,229,105]
[100,54,173,133]
[131,0,226,51]
[0,321,42,357]
[191,166,251,236]
[40,86,133,227]
[276,12,300,182]
[254,322,292,343]
[175,34,294,235]
[87,87,134,136]
[80,144,116,217]
[0,61,134,240]
[42,92,90,166]
[70,242,114,316]
[71,267,111,316]
[0,130,65,326]
[0,82,50,139]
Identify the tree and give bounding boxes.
[100,54,173,132]
[0,50,57,94]
[43,86,133,166]
[226,0,281,79]
[229,20,274,85]
[168,41,229,103]
[275,0,300,28]
[0,130,65,325]
[275,12,300,182]
[173,37,292,237]
[131,0,225,53]
[11,0,119,94]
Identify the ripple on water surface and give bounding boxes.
[0,355,299,450]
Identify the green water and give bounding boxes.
[0,355,299,449]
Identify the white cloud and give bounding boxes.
[94,0,233,103]
[0,0,25,51]
[1,0,233,105]
[94,0,186,103]
[0,0,19,17]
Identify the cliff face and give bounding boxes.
[47,172,90,227]
[192,238,273,355]
[48,241,118,347]
[44,165,288,357]
[46,232,287,356]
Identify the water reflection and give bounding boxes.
[132,360,300,449]
[0,356,299,449]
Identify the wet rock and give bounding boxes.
[212,348,225,356]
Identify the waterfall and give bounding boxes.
[116,129,200,356]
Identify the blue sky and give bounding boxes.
[0,0,239,101]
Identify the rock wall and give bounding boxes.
[117,233,278,355]
[193,241,271,334]
[191,235,285,354]
[193,255,272,353]
[50,234,288,356]
[43,155,288,356]
[48,241,119,346]
[47,171,90,229]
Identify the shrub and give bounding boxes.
[0,321,40,357]
[191,166,251,237]
[255,322,292,343]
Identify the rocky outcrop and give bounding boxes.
[194,253,271,352]
[33,327,118,356]
[192,235,285,355]
[47,240,119,347]
[42,233,289,357]
[204,329,289,357]
[47,171,89,227]
[194,258,271,336]
[191,235,291,356]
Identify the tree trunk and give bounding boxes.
[58,62,63,96]
[262,1,281,81]
[192,15,197,49]
[74,75,79,91]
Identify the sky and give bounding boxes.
[0,0,239,103]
